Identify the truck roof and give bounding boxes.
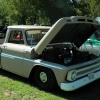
[8,25,51,30]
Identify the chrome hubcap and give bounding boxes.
[40,72,47,83]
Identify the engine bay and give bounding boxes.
[39,43,98,65]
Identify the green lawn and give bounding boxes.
[0,69,100,100]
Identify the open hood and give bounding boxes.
[34,16,100,55]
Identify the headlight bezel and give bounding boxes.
[67,70,77,81]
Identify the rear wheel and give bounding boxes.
[34,66,56,90]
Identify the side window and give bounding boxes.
[8,30,24,44]
[94,32,100,40]
[93,28,100,40]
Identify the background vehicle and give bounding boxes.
[80,28,100,56]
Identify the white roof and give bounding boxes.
[8,25,51,30]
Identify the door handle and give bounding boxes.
[2,46,7,49]
[24,51,29,54]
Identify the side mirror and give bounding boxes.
[87,39,93,46]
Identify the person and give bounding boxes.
[16,31,23,39]
[2,23,9,38]
[16,32,21,39]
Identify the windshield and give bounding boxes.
[25,29,49,45]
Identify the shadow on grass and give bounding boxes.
[0,69,100,100]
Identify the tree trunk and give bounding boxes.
[21,15,26,25]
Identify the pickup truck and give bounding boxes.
[0,16,100,91]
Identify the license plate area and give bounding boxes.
[88,73,94,80]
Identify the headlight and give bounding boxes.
[71,71,77,81]
[67,70,77,81]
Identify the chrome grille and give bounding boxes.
[76,63,100,78]
[77,66,100,76]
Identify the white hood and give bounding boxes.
[34,16,100,55]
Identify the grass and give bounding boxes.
[0,69,100,100]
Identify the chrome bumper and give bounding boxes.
[60,70,100,91]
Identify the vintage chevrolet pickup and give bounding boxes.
[0,16,100,91]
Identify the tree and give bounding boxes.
[90,0,100,18]
[0,0,100,25]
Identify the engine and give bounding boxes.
[39,44,98,65]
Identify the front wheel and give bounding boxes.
[34,66,56,90]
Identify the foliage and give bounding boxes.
[90,0,100,18]
[0,0,100,25]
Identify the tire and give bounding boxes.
[34,66,56,90]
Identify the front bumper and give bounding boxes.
[60,70,100,91]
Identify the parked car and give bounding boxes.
[0,16,100,91]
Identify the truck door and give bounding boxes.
[1,30,26,76]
